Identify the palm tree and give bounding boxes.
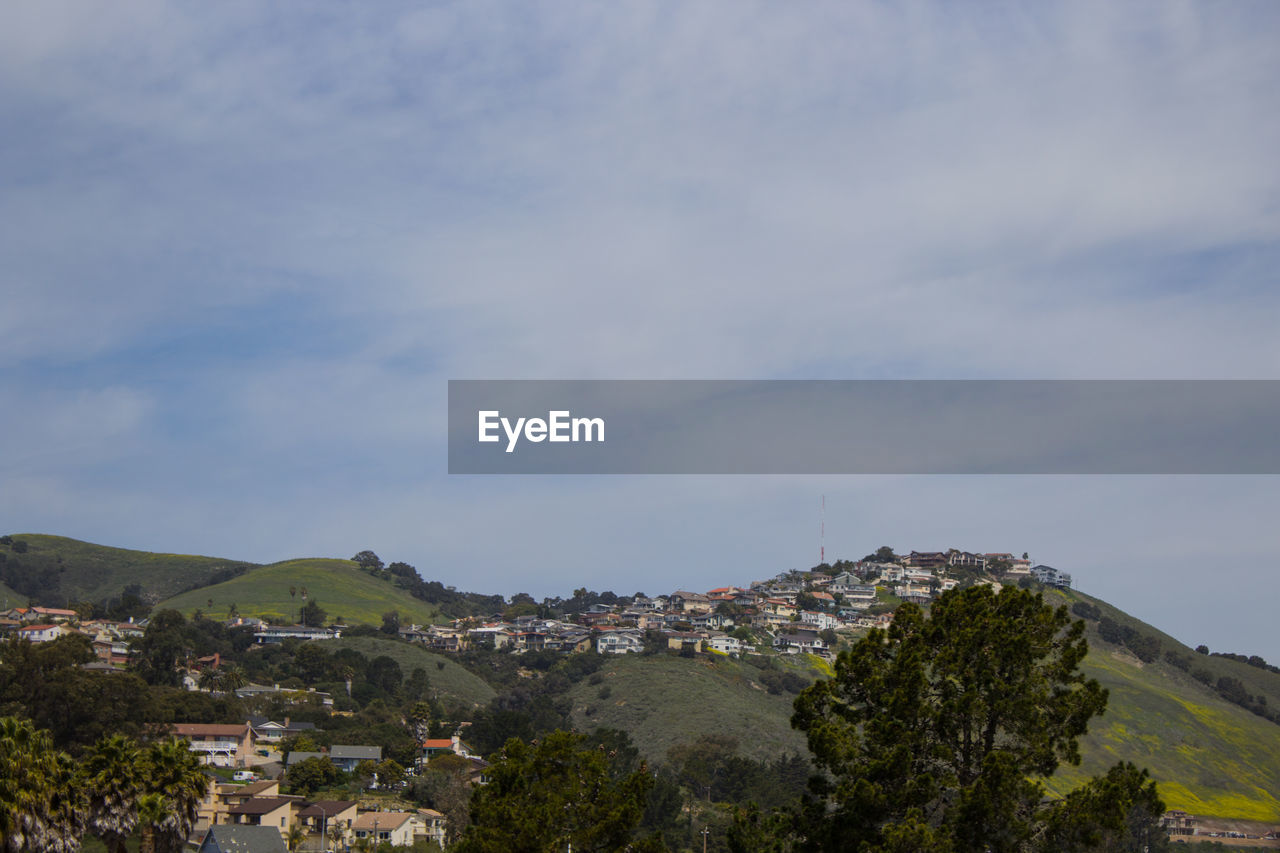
[143,739,208,853]
[342,665,355,697]
[135,793,169,853]
[81,734,144,853]
[328,822,346,851]
[218,664,248,692]
[286,823,307,851]
[43,751,86,853]
[1,716,85,853]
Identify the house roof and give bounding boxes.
[298,800,357,818]
[284,751,325,766]
[172,723,248,738]
[226,797,300,816]
[233,781,279,797]
[352,811,413,831]
[422,739,454,749]
[198,825,287,853]
[330,745,381,761]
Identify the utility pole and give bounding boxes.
[701,825,710,853]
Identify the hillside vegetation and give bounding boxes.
[1038,588,1280,820]
[567,653,814,763]
[158,558,444,627]
[0,533,255,606]
[320,635,496,708]
[560,591,1280,821]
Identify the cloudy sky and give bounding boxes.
[2,2,1278,659]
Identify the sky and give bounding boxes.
[2,1,1279,659]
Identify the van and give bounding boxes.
[233,771,258,782]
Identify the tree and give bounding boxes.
[81,734,144,853]
[135,793,168,853]
[862,546,898,564]
[287,757,342,796]
[0,716,85,853]
[131,610,189,687]
[381,610,401,636]
[300,599,327,628]
[1039,762,1168,852]
[142,738,208,853]
[791,585,1111,852]
[454,730,659,852]
[353,550,384,571]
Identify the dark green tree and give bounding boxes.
[131,610,190,687]
[299,599,326,628]
[286,756,342,796]
[1038,762,1168,852]
[791,585,1112,852]
[352,551,384,571]
[454,730,660,852]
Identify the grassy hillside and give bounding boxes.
[571,592,1280,821]
[0,533,255,606]
[1038,588,1280,820]
[0,578,23,608]
[158,558,444,627]
[567,653,817,764]
[320,636,496,709]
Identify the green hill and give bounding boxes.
[1040,588,1280,821]
[0,533,256,607]
[319,636,496,709]
[570,592,1280,822]
[157,558,444,627]
[0,578,23,608]
[567,653,818,764]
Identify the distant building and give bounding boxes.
[1030,564,1072,589]
[329,745,382,773]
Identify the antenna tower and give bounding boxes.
[820,494,825,565]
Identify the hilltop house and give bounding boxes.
[1030,565,1072,589]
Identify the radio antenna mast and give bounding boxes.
[820,495,825,565]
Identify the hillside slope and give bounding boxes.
[1041,588,1280,820]
[569,592,1280,821]
[319,636,496,709]
[567,653,817,764]
[158,559,444,627]
[0,533,255,606]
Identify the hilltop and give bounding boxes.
[158,558,445,627]
[2,534,1278,821]
[0,533,255,606]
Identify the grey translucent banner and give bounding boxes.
[447,380,1280,474]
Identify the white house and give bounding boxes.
[706,634,743,656]
[596,630,644,654]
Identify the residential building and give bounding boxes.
[596,630,644,654]
[413,809,448,848]
[297,800,358,849]
[196,825,287,853]
[172,723,257,768]
[1030,564,1072,589]
[253,625,339,644]
[224,797,304,836]
[329,745,382,773]
[17,623,66,643]
[352,812,415,848]
[706,634,743,656]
